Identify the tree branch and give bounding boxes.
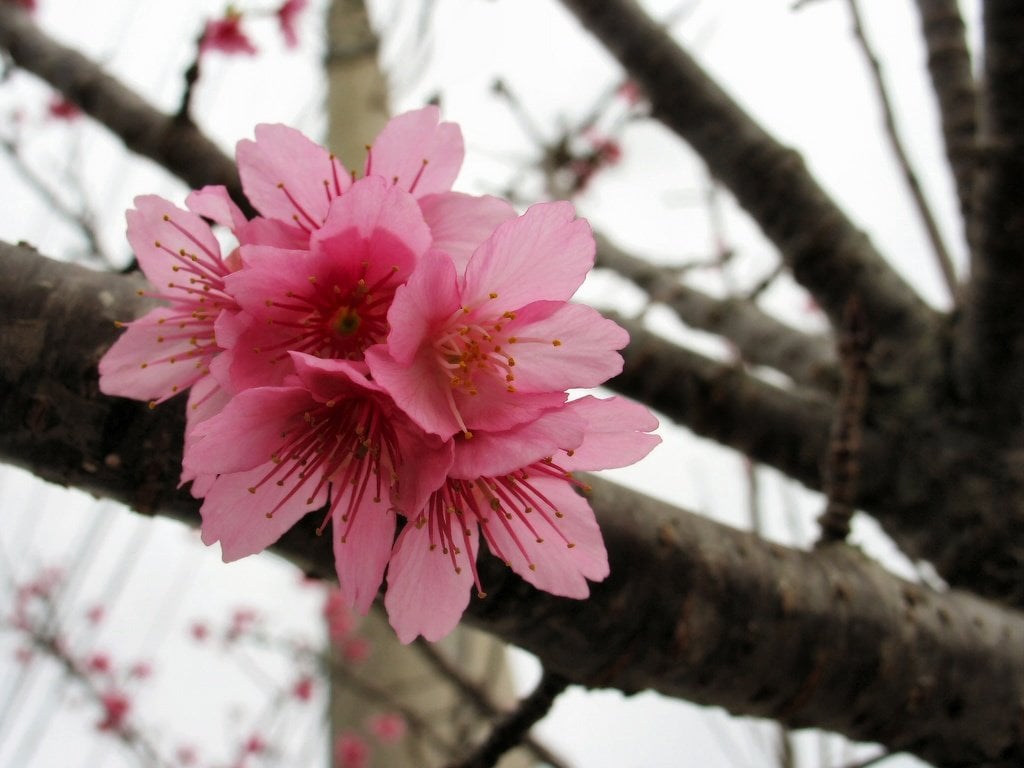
[912,0,977,237]
[595,232,839,392]
[0,1,249,213]
[847,0,957,299]
[2,243,1024,766]
[954,1,1024,439]
[607,314,896,510]
[558,0,940,362]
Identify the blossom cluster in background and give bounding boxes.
[99,106,659,642]
[199,0,309,56]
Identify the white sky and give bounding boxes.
[0,0,977,765]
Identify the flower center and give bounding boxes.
[330,305,362,337]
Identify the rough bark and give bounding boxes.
[912,0,977,238]
[557,0,940,365]
[954,1,1024,440]
[2,242,1024,767]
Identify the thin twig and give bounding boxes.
[846,0,958,300]
[817,295,871,544]
[412,639,570,768]
[446,670,570,768]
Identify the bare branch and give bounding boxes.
[608,313,897,505]
[912,0,977,235]
[558,0,940,364]
[2,244,1024,766]
[954,1,1024,440]
[846,0,958,299]
[595,232,839,392]
[445,670,569,768]
[0,1,250,213]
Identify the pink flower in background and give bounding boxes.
[47,95,81,121]
[368,712,407,743]
[367,202,628,439]
[335,732,370,768]
[200,10,257,56]
[276,0,308,48]
[96,690,131,732]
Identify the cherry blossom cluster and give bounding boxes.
[200,0,308,55]
[99,106,659,642]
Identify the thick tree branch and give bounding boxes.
[558,0,940,364]
[912,0,977,236]
[595,232,839,392]
[954,1,1024,439]
[0,1,249,213]
[2,243,1024,766]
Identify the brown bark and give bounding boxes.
[912,0,977,237]
[2,242,1024,766]
[954,1,1024,440]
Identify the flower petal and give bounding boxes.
[561,396,661,470]
[186,185,248,231]
[200,465,326,560]
[418,192,515,273]
[333,495,396,614]
[237,123,349,227]
[367,106,463,198]
[99,307,211,403]
[184,386,312,476]
[483,476,607,598]
[127,196,227,291]
[461,201,594,313]
[385,522,474,643]
[500,301,628,391]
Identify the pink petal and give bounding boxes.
[99,308,210,403]
[333,495,396,614]
[200,465,326,561]
[235,216,310,249]
[184,386,312,475]
[380,250,460,364]
[385,522,474,643]
[180,373,232,495]
[448,407,585,479]
[499,301,628,391]
[417,192,516,273]
[367,106,464,198]
[484,476,607,598]
[127,196,226,291]
[291,353,377,402]
[186,186,248,232]
[561,396,661,470]
[450,376,567,434]
[237,124,350,227]
[461,201,594,314]
[313,176,431,274]
[364,346,460,438]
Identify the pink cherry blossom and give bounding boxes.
[367,712,407,743]
[385,396,659,643]
[224,175,432,389]
[366,202,628,439]
[335,732,370,768]
[185,353,452,613]
[276,0,308,48]
[200,11,257,56]
[99,195,241,409]
[97,690,131,732]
